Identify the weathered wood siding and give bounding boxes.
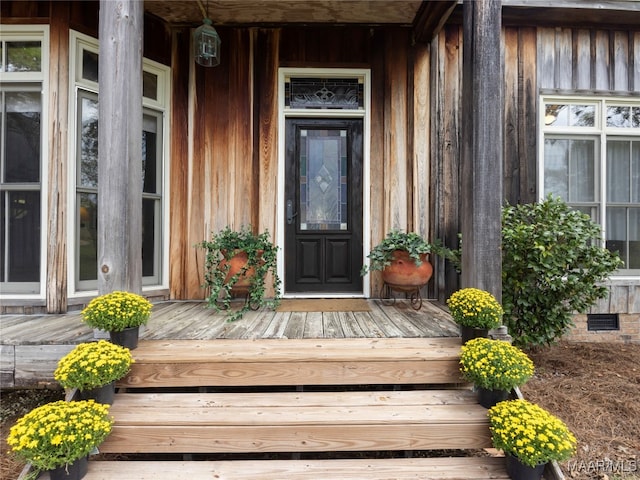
[169,26,428,300]
[431,22,639,307]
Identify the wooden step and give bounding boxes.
[99,389,491,453]
[40,457,509,480]
[119,337,464,388]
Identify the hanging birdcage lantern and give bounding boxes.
[193,17,221,67]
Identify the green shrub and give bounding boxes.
[501,195,623,347]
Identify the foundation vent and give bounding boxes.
[587,313,619,331]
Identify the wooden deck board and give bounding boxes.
[100,424,493,453]
[111,390,478,407]
[1,300,459,387]
[124,337,463,363]
[71,456,509,480]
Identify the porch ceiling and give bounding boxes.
[144,0,425,26]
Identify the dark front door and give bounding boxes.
[285,118,363,293]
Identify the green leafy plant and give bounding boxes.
[54,340,134,391]
[199,225,281,321]
[488,399,577,467]
[6,400,113,473]
[502,195,623,347]
[459,337,534,391]
[446,287,503,329]
[81,291,152,332]
[360,229,455,275]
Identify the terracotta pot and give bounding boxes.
[381,251,433,288]
[220,249,262,291]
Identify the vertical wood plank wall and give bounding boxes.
[170,26,422,300]
[2,0,638,311]
[430,23,639,301]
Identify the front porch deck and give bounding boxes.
[0,299,460,388]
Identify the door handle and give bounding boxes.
[286,200,298,225]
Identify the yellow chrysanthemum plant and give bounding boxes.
[488,399,577,468]
[54,340,134,391]
[459,337,534,391]
[6,400,113,473]
[81,291,152,332]
[446,287,503,329]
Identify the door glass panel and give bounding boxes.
[299,129,348,231]
[4,92,41,183]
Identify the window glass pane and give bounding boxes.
[633,142,640,203]
[142,113,159,194]
[545,104,595,127]
[82,49,98,82]
[544,138,569,199]
[79,95,99,188]
[6,41,41,72]
[630,208,640,269]
[78,193,97,281]
[0,194,4,281]
[607,106,631,128]
[6,191,40,281]
[544,138,596,202]
[143,71,158,100]
[4,92,41,183]
[142,198,157,277]
[607,141,630,203]
[572,105,595,127]
[570,140,595,202]
[286,78,362,110]
[0,43,4,71]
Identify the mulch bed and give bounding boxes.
[521,341,640,480]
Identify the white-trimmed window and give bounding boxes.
[540,96,640,276]
[0,26,49,296]
[70,31,169,294]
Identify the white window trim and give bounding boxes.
[277,67,371,298]
[0,25,49,300]
[67,31,171,299]
[538,94,640,279]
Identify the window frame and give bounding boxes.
[539,95,640,277]
[0,25,49,298]
[68,30,170,298]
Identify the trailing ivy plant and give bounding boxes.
[501,195,623,347]
[198,225,281,321]
[360,229,457,275]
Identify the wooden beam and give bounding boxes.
[413,0,457,44]
[97,0,144,295]
[460,0,503,299]
[46,1,70,313]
